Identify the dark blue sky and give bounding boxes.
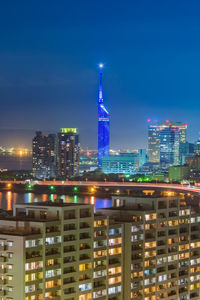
[1,0,200,149]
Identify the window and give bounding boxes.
[7,265,13,270]
[8,253,13,259]
[8,276,13,281]
[7,241,13,247]
[108,286,121,295]
[79,283,92,292]
[40,211,47,219]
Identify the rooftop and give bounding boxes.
[98,204,154,212]
[15,200,90,208]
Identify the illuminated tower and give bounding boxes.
[98,64,110,167]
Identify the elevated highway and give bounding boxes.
[1,180,200,194]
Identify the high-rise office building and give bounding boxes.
[1,195,200,299]
[148,122,160,163]
[160,126,180,167]
[98,64,110,168]
[32,131,56,179]
[138,149,148,167]
[57,128,80,178]
[148,120,187,166]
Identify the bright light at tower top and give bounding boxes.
[99,63,104,68]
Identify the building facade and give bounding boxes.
[148,122,160,163]
[148,121,187,167]
[0,196,200,299]
[0,201,123,300]
[98,65,110,168]
[57,128,80,178]
[101,195,200,300]
[32,131,57,179]
[102,153,139,174]
[138,149,148,167]
[160,126,180,167]
[168,165,189,182]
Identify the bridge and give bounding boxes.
[1,180,200,195]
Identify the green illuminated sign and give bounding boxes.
[61,128,77,134]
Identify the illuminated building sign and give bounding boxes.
[61,128,77,134]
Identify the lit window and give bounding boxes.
[7,265,13,270]
[7,241,13,247]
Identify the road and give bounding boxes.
[1,180,200,194]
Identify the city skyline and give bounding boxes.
[2,2,200,300]
[1,1,200,148]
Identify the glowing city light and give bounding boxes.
[25,184,34,191]
[61,128,77,134]
[73,186,78,192]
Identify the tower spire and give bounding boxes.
[98,64,103,103]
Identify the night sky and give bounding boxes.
[1,0,200,149]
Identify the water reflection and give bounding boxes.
[42,194,48,202]
[0,192,112,211]
[74,195,78,203]
[0,192,2,209]
[24,193,34,204]
[12,193,17,206]
[7,191,12,210]
[91,196,95,205]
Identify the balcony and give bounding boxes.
[0,245,7,251]
[79,245,91,251]
[63,256,76,265]
[63,279,76,287]
[45,250,60,257]
[0,256,6,262]
[64,235,76,243]
[80,233,91,240]
[80,223,91,230]
[80,210,91,219]
[64,225,76,232]
[64,212,76,220]
[93,282,106,290]
[80,254,91,261]
[26,251,42,261]
[46,227,60,235]
[46,263,61,270]
[63,288,76,296]
[0,290,5,296]
[63,267,76,275]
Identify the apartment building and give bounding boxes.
[98,195,200,300]
[0,200,123,300]
[0,195,200,300]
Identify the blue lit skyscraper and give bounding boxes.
[98,64,110,167]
